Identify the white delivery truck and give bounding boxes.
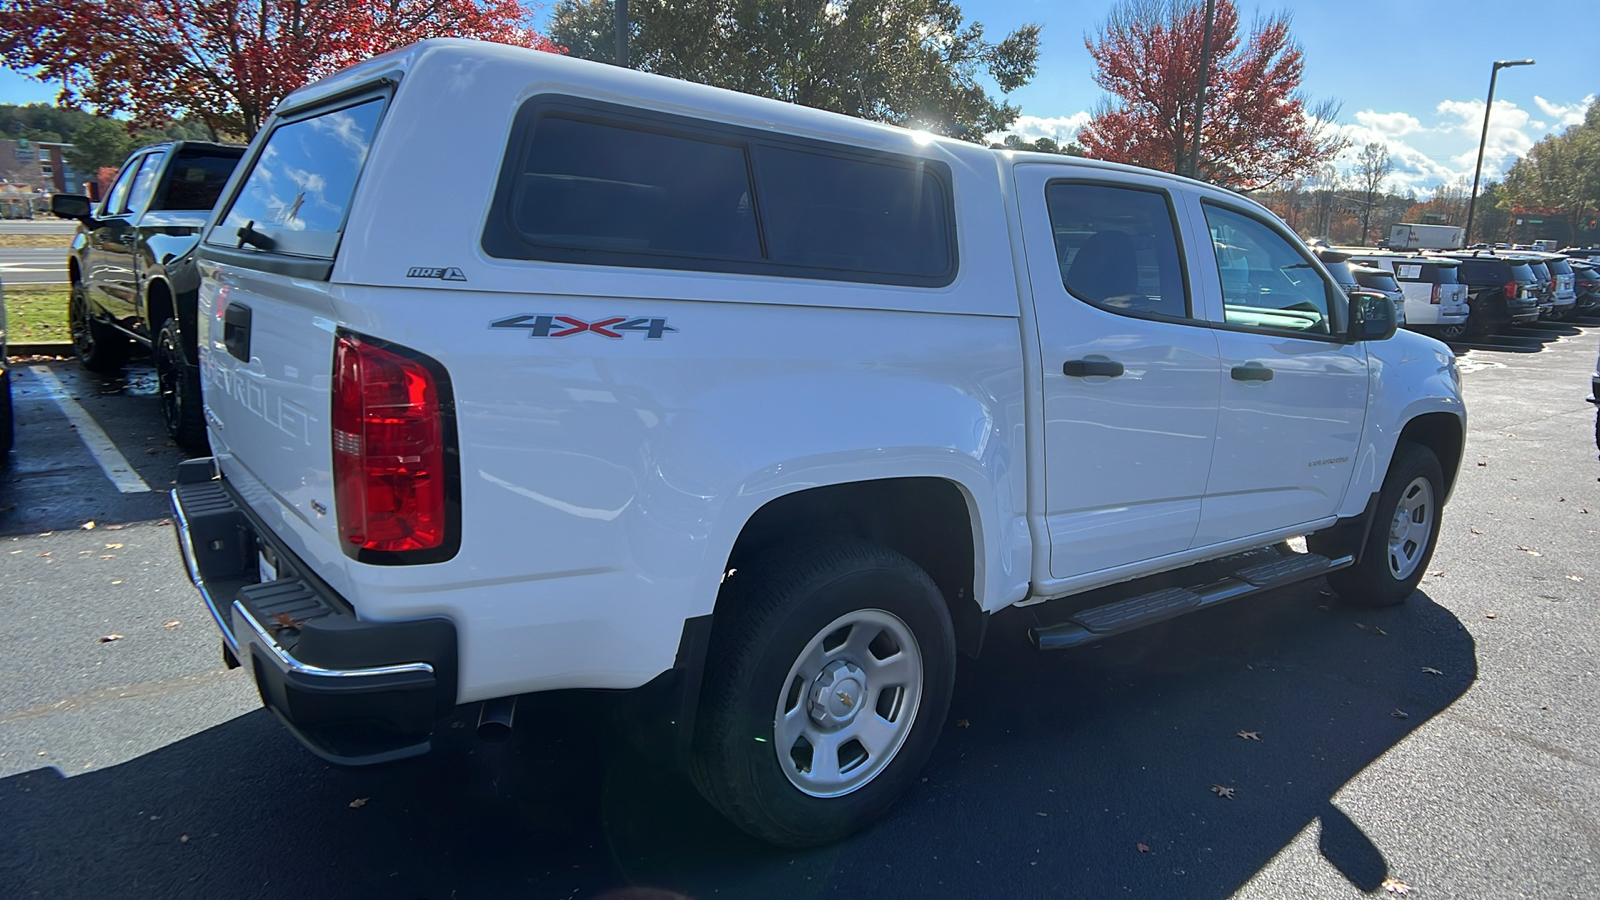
[1388,223,1466,251]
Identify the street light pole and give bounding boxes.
[1464,59,1534,247]
[615,0,629,68]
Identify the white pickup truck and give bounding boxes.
[171,39,1465,846]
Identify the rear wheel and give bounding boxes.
[69,281,129,373]
[692,538,955,846]
[155,317,207,450]
[1325,441,1443,607]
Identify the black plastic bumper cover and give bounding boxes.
[170,458,457,765]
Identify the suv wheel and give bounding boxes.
[1325,441,1443,607]
[69,281,129,373]
[692,538,955,846]
[155,317,207,450]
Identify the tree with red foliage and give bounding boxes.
[0,0,560,139]
[1079,0,1344,192]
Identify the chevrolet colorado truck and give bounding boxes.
[171,40,1466,846]
[52,140,244,448]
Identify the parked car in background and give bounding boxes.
[1440,251,1542,335]
[1351,265,1407,326]
[1570,261,1600,317]
[51,141,245,449]
[1522,259,1558,318]
[1528,253,1578,319]
[1343,251,1469,339]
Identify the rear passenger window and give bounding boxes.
[484,99,956,286]
[1043,182,1188,318]
[158,153,241,211]
[211,97,385,258]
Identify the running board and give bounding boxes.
[1029,552,1354,650]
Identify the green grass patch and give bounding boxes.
[5,284,70,345]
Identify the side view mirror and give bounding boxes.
[51,193,95,223]
[1347,289,1397,342]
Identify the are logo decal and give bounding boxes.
[490,315,678,340]
[407,266,468,282]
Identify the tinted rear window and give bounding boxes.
[484,99,956,286]
[1390,261,1458,284]
[1527,262,1550,280]
[159,151,242,211]
[1545,258,1572,275]
[210,97,385,258]
[1323,260,1358,287]
[1355,271,1400,292]
[1509,263,1535,282]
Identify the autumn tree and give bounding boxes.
[1503,101,1600,244]
[0,0,560,139]
[1350,142,1392,245]
[1079,0,1344,191]
[548,0,1041,140]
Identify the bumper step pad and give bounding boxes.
[1030,550,1352,650]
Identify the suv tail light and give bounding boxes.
[1505,281,1519,299]
[332,333,459,563]
[1430,284,1441,304]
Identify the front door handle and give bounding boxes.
[1063,359,1125,378]
[223,301,252,362]
[1231,363,1274,382]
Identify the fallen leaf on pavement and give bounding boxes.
[1035,812,1048,817]
[1237,731,1261,741]
[1381,877,1412,895]
[349,798,369,808]
[38,552,50,557]
[179,834,189,843]
[163,621,181,629]
[1568,575,1584,582]
[1390,709,1409,719]
[1515,545,1542,557]
[80,521,96,530]
[1484,613,1497,619]
[104,524,124,531]
[1211,784,1235,799]
[1469,526,1483,535]
[104,543,123,550]
[1136,843,1150,853]
[1421,667,1444,676]
[1476,461,1486,467]
[955,719,970,729]
[98,634,123,643]
[99,554,115,559]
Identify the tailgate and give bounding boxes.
[196,92,389,581]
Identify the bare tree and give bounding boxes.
[1309,164,1343,241]
[1350,142,1393,245]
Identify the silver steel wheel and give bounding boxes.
[1386,475,1434,581]
[774,608,923,799]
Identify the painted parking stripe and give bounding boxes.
[27,365,152,494]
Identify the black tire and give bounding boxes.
[68,281,129,374]
[0,369,13,460]
[691,538,956,847]
[155,317,207,450]
[1325,441,1444,607]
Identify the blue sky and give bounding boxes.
[2,0,1594,194]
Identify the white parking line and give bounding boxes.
[27,366,152,494]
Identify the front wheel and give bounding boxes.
[1325,441,1444,606]
[155,318,207,450]
[691,538,956,846]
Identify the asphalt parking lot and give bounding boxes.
[2,322,1598,900]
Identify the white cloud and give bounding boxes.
[1435,98,1538,177]
[992,112,1091,145]
[1353,110,1421,138]
[1533,94,1595,126]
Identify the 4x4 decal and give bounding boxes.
[490,314,678,339]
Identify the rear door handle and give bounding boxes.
[1062,359,1125,378]
[223,302,252,362]
[1231,363,1274,382]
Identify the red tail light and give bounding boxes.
[1504,281,1519,298]
[1430,284,1441,304]
[1550,276,1558,293]
[332,333,457,562]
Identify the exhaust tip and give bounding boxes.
[477,696,517,742]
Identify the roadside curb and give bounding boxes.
[6,343,73,357]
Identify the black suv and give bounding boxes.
[1572,261,1600,316]
[1439,251,1542,335]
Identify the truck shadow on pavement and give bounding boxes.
[0,581,1474,900]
